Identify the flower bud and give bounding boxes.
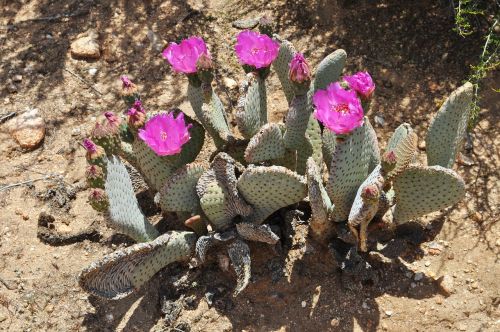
[120,75,140,106]
[196,53,214,84]
[83,138,105,165]
[88,188,109,213]
[127,107,146,130]
[361,184,380,202]
[85,165,105,189]
[381,150,397,174]
[289,53,311,84]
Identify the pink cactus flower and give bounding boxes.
[162,37,209,74]
[138,112,192,156]
[312,82,364,135]
[289,53,311,83]
[83,138,98,152]
[120,76,133,88]
[343,71,375,99]
[234,30,279,69]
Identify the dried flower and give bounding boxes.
[138,112,192,156]
[234,30,279,69]
[312,82,364,135]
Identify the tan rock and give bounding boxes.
[438,274,455,296]
[71,31,100,59]
[10,108,45,149]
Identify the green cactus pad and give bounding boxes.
[212,153,253,218]
[227,239,251,296]
[348,165,385,226]
[237,166,307,224]
[386,130,418,180]
[284,95,311,150]
[365,119,381,172]
[197,154,253,231]
[79,231,196,300]
[296,115,323,175]
[132,139,176,193]
[272,37,296,104]
[199,99,231,148]
[426,82,473,168]
[322,129,336,171]
[393,165,466,223]
[244,123,286,163]
[105,157,159,242]
[386,123,413,152]
[198,173,234,232]
[236,223,280,244]
[326,119,377,222]
[306,158,335,242]
[312,49,347,92]
[235,73,267,139]
[159,163,207,213]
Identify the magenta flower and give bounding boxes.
[289,53,311,83]
[162,37,209,74]
[83,138,98,153]
[234,30,279,69]
[343,71,375,99]
[313,82,364,135]
[138,112,192,156]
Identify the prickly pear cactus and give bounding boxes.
[244,123,285,163]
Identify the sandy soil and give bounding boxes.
[0,0,499,331]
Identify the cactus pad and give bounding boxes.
[105,157,159,242]
[348,165,385,251]
[386,130,418,180]
[236,223,280,244]
[426,82,473,168]
[159,163,207,213]
[227,239,251,296]
[322,129,336,171]
[237,166,307,224]
[296,115,323,174]
[79,231,196,299]
[306,158,335,242]
[283,95,311,150]
[244,123,286,163]
[312,49,347,92]
[326,119,377,221]
[235,73,267,139]
[272,37,297,104]
[393,165,466,223]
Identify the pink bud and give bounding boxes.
[82,138,97,153]
[120,75,132,88]
[289,53,311,83]
[343,71,375,99]
[361,185,380,202]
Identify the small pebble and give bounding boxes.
[301,301,306,308]
[424,261,431,267]
[374,115,385,126]
[438,274,455,296]
[330,318,340,327]
[414,272,424,281]
[222,77,238,90]
[385,310,393,317]
[88,68,98,76]
[13,74,23,82]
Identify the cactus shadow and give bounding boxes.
[81,277,162,332]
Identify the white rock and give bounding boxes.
[88,68,98,76]
[374,115,385,126]
[301,301,306,308]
